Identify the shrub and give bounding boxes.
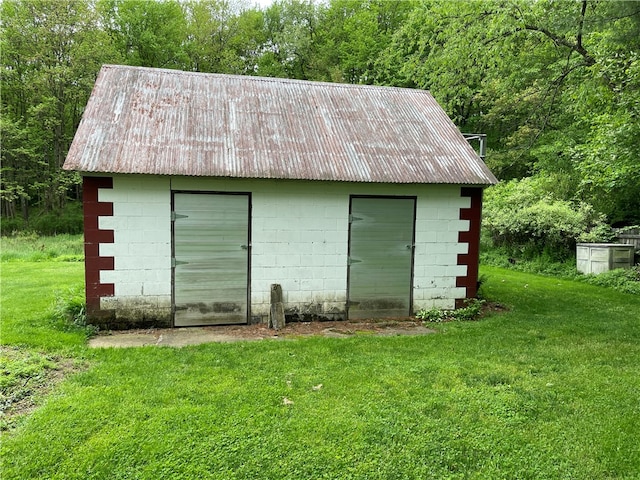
[483,177,613,260]
[580,266,640,295]
[416,299,485,323]
[30,202,83,235]
[0,216,25,235]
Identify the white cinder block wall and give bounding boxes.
[249,182,350,320]
[413,189,470,309]
[96,175,471,324]
[98,176,173,322]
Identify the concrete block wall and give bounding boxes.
[172,178,470,316]
[250,183,349,321]
[97,176,172,325]
[93,175,474,326]
[170,177,349,322]
[413,188,471,310]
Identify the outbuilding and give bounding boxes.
[63,64,497,329]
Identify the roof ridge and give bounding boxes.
[101,64,432,95]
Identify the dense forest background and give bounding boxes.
[1,0,639,240]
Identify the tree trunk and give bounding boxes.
[21,197,29,222]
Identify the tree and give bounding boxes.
[375,0,640,224]
[570,1,640,224]
[98,0,188,69]
[1,0,118,219]
[256,0,320,79]
[2,0,637,230]
[183,0,266,75]
[316,0,415,84]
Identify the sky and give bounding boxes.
[248,0,275,9]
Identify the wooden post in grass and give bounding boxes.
[270,284,285,330]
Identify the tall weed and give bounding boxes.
[50,286,97,336]
[1,233,83,262]
[580,266,640,295]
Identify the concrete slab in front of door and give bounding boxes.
[88,321,436,348]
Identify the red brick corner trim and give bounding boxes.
[456,187,483,308]
[83,176,115,316]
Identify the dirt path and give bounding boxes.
[88,320,436,348]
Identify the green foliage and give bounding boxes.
[376,0,640,225]
[32,201,83,236]
[416,299,485,323]
[1,201,83,236]
[573,109,640,224]
[3,202,84,236]
[0,216,26,235]
[579,266,640,296]
[483,177,613,260]
[183,2,265,75]
[415,306,446,322]
[258,0,319,79]
[50,285,95,336]
[315,0,415,84]
[99,0,189,68]
[1,0,118,221]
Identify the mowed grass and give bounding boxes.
[0,261,86,349]
[1,260,640,479]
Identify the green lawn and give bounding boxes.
[0,261,86,349]
[1,261,639,479]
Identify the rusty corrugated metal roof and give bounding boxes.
[63,65,497,185]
